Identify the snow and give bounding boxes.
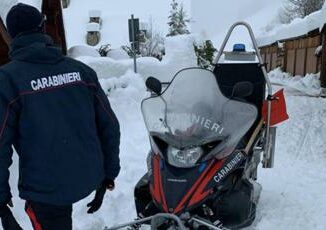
[269,68,322,97]
[67,46,101,59]
[253,85,326,230]
[107,49,130,60]
[315,45,323,56]
[270,69,322,96]
[62,0,191,49]
[257,9,326,47]
[86,23,101,32]
[77,34,197,82]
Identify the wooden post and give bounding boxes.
[320,24,326,88]
[0,17,11,65]
[42,0,67,55]
[283,41,287,72]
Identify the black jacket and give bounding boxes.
[0,33,120,205]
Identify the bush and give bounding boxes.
[194,40,217,69]
[97,44,111,57]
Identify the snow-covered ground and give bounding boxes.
[4,66,326,230]
[254,85,326,230]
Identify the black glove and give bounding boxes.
[0,201,22,230]
[87,179,115,214]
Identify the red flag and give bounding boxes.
[262,89,289,126]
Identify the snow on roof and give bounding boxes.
[257,7,326,47]
[86,22,100,32]
[210,0,283,52]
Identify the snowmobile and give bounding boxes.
[107,22,279,230]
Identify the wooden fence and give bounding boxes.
[259,28,326,87]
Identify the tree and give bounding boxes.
[281,0,325,23]
[194,40,217,69]
[167,0,190,37]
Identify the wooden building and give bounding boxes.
[260,29,321,76]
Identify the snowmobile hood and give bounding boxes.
[9,33,64,64]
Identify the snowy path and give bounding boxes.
[251,87,326,230]
[4,78,326,230]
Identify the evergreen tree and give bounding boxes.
[167,0,190,36]
[194,40,217,69]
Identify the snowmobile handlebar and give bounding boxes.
[105,213,228,230]
[213,21,274,168]
[105,213,186,230]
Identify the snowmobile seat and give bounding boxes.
[213,63,266,122]
[213,63,266,145]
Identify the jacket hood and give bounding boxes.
[9,33,64,64]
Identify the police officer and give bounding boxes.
[0,3,120,230]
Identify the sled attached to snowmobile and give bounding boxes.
[106,22,277,230]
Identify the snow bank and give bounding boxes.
[107,48,130,60]
[67,45,101,59]
[269,68,322,97]
[78,35,197,82]
[257,8,326,47]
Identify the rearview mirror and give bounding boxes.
[146,77,162,95]
[232,81,253,98]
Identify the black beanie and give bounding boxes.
[6,3,44,39]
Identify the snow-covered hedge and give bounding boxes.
[77,35,197,82]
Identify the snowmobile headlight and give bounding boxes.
[167,146,203,168]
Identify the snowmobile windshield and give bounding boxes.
[142,68,258,159]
